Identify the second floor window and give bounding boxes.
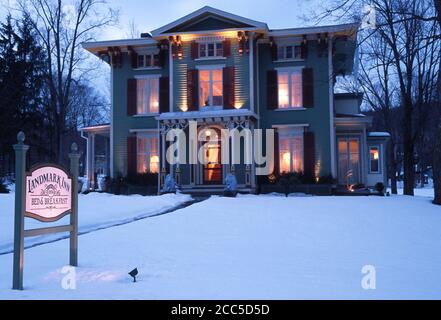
[277,45,302,60]
[199,42,223,58]
[278,69,303,109]
[199,68,223,109]
[137,78,159,114]
[137,54,160,68]
[137,135,159,174]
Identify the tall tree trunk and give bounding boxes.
[403,99,415,195]
[389,143,398,194]
[433,0,441,204]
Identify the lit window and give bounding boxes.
[136,78,159,114]
[277,45,303,60]
[199,68,223,109]
[369,146,381,173]
[279,128,304,174]
[199,42,223,58]
[137,135,159,174]
[137,54,160,68]
[278,69,303,109]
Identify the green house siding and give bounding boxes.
[173,38,250,111]
[257,42,332,177]
[112,50,169,177]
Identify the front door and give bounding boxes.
[203,139,223,184]
[338,137,361,185]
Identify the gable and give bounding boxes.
[166,14,253,33]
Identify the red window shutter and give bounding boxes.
[191,41,199,60]
[127,136,137,176]
[127,79,137,116]
[271,43,278,61]
[304,131,316,180]
[223,67,235,109]
[302,68,314,108]
[223,39,231,57]
[267,70,278,110]
[274,131,280,176]
[159,77,169,113]
[187,69,199,111]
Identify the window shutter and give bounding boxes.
[127,79,137,116]
[159,77,169,113]
[191,41,199,60]
[223,39,231,57]
[127,136,137,176]
[273,131,280,176]
[304,131,315,180]
[267,70,278,110]
[301,42,308,59]
[187,69,199,111]
[130,51,138,69]
[271,44,278,61]
[223,67,235,109]
[159,49,166,67]
[302,68,314,108]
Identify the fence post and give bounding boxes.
[12,132,29,290]
[69,143,80,267]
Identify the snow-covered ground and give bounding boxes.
[0,192,192,254]
[1,191,440,300]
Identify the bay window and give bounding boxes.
[278,69,303,109]
[137,135,159,174]
[136,78,159,115]
[199,68,223,109]
[279,128,304,174]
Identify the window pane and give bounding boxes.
[208,43,215,56]
[212,69,222,82]
[295,46,302,59]
[137,55,144,68]
[291,72,302,108]
[277,46,285,60]
[149,138,159,173]
[200,70,211,107]
[279,138,291,173]
[286,46,293,59]
[137,80,147,114]
[212,81,223,106]
[149,78,159,113]
[278,72,289,109]
[137,138,147,174]
[370,147,380,172]
[199,43,206,57]
[292,136,304,173]
[216,43,223,56]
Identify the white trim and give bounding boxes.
[274,107,307,112]
[132,114,159,118]
[150,6,268,36]
[169,44,173,112]
[196,64,226,70]
[195,57,227,62]
[134,67,162,71]
[82,38,157,51]
[275,66,304,71]
[80,124,110,132]
[268,23,359,38]
[157,109,258,121]
[134,74,161,80]
[274,59,305,63]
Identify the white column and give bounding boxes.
[249,32,255,113]
[328,36,337,178]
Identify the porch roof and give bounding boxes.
[80,123,110,136]
[156,109,259,122]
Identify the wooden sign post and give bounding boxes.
[12,132,80,290]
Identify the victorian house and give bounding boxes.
[81,6,389,194]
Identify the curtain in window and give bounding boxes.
[137,80,147,114]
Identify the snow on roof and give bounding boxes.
[368,132,391,138]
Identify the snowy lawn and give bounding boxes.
[1,192,441,300]
[0,192,192,254]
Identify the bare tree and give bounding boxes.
[17,0,117,164]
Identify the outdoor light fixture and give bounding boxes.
[128,268,138,282]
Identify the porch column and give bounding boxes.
[245,120,252,187]
[87,133,96,190]
[160,123,167,187]
[229,122,236,173]
[250,121,257,190]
